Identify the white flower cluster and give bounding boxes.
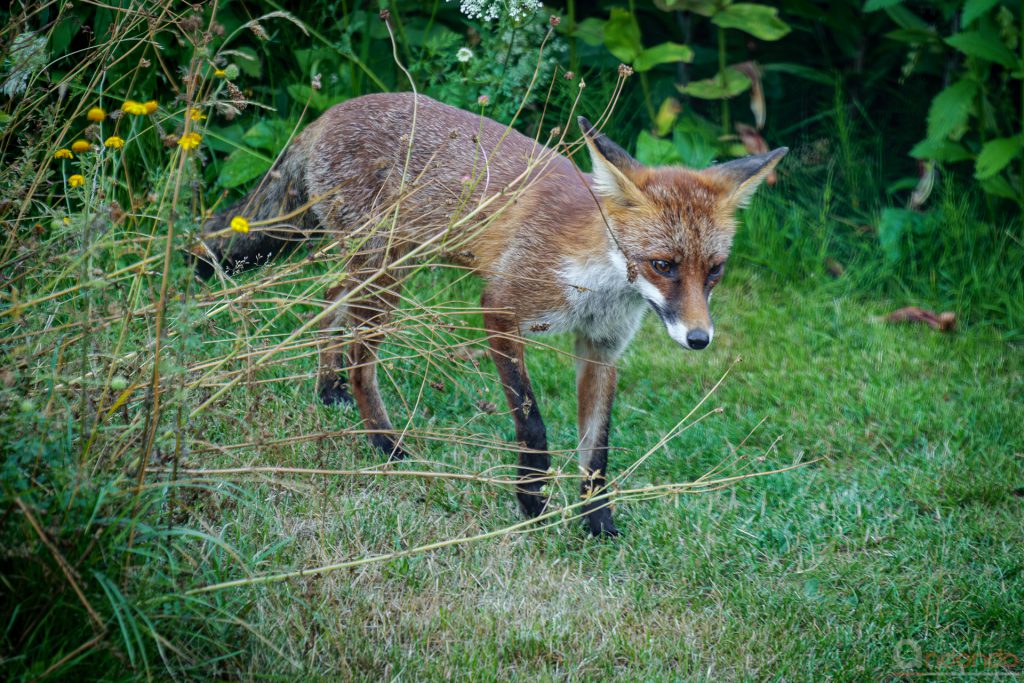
[449,0,543,23]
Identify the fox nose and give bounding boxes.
[686,329,710,350]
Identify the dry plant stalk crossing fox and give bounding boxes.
[196,92,786,536]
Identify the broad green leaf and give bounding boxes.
[573,17,606,47]
[242,120,293,153]
[233,47,262,78]
[604,8,643,63]
[677,68,752,99]
[634,42,694,72]
[864,0,904,11]
[654,0,718,15]
[962,0,1000,26]
[884,28,939,44]
[945,30,1018,68]
[909,138,973,162]
[974,137,1022,179]
[712,4,791,41]
[978,173,1017,199]
[218,150,273,189]
[762,62,834,85]
[635,130,683,166]
[884,5,927,29]
[926,79,978,142]
[877,208,928,263]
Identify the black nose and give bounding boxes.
[686,329,710,350]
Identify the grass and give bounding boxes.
[22,250,1015,680]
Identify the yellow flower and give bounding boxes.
[104,136,125,149]
[54,148,73,159]
[230,216,250,233]
[144,100,158,114]
[87,106,106,122]
[71,139,92,154]
[213,68,227,78]
[177,132,202,150]
[68,174,86,188]
[122,100,147,115]
[187,107,206,121]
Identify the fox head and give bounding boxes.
[578,116,786,351]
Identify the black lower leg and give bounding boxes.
[317,370,354,406]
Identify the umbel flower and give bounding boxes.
[177,132,202,150]
[68,174,85,188]
[457,47,474,63]
[54,148,73,159]
[71,139,91,154]
[87,106,106,122]
[104,136,125,149]
[230,216,249,233]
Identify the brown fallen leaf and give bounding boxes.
[884,306,956,332]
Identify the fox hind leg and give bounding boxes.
[317,284,354,406]
[575,335,620,537]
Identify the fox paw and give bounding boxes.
[584,505,620,538]
[318,378,354,406]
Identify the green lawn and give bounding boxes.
[176,261,1024,680]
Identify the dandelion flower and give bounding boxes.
[87,106,106,122]
[457,47,474,63]
[144,100,158,114]
[187,107,206,121]
[177,132,202,150]
[122,100,146,115]
[54,148,73,159]
[71,139,92,154]
[104,136,125,149]
[68,174,85,188]
[214,68,227,78]
[230,216,250,233]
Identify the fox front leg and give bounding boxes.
[575,335,619,537]
[482,293,550,519]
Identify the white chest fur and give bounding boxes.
[522,250,648,357]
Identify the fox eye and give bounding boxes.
[650,259,674,276]
[707,263,724,280]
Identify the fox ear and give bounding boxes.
[706,147,788,209]
[578,116,643,205]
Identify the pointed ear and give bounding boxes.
[578,116,644,205]
[705,147,788,208]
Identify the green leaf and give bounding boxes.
[978,173,1017,199]
[926,79,978,142]
[217,150,272,189]
[654,0,718,15]
[962,0,1000,26]
[909,138,973,162]
[864,0,904,11]
[242,120,292,153]
[974,137,1022,179]
[884,28,939,44]
[604,8,644,63]
[634,42,694,72]
[635,131,683,166]
[712,4,791,41]
[677,68,752,99]
[762,62,834,85]
[877,208,927,263]
[233,47,262,78]
[573,17,606,47]
[945,30,1018,68]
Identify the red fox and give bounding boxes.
[196,92,786,536]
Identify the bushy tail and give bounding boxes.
[194,139,317,279]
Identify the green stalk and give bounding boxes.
[568,0,577,74]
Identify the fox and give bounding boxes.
[195,92,786,537]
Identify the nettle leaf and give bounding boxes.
[945,30,1018,68]
[974,137,1022,179]
[635,130,683,165]
[962,0,1000,26]
[864,0,904,11]
[604,8,643,63]
[677,67,752,99]
[909,138,973,162]
[712,4,791,41]
[979,174,1017,199]
[654,0,718,16]
[634,42,694,72]
[926,79,978,142]
[573,17,606,47]
[218,150,273,189]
